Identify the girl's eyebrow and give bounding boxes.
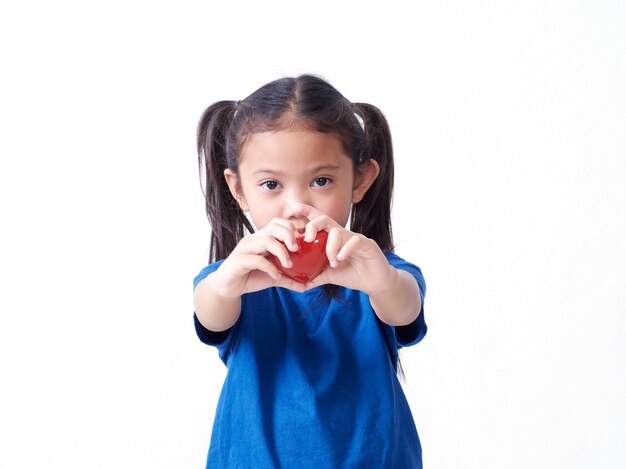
[252,164,342,176]
[252,168,283,176]
[310,164,342,172]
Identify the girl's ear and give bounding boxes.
[352,159,380,204]
[224,169,249,211]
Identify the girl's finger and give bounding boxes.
[303,271,330,290]
[303,215,342,243]
[325,227,346,268]
[239,235,293,268]
[336,233,367,261]
[261,219,300,251]
[229,253,282,280]
[291,203,342,242]
[275,275,307,293]
[259,258,286,281]
[263,237,293,268]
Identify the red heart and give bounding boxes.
[269,231,329,283]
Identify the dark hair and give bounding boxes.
[197,74,395,263]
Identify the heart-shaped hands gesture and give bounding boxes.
[212,203,393,298]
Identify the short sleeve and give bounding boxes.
[193,261,223,290]
[385,252,427,348]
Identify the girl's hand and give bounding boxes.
[210,218,307,298]
[293,204,395,296]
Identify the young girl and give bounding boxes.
[193,74,427,468]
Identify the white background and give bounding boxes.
[1,1,625,467]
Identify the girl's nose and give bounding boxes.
[281,189,311,220]
[282,201,308,221]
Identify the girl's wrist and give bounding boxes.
[207,264,244,299]
[366,267,421,327]
[363,264,398,298]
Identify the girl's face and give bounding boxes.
[224,129,379,230]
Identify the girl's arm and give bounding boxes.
[194,274,242,332]
[366,265,422,327]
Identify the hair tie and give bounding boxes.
[354,112,365,131]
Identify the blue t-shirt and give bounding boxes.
[194,252,427,468]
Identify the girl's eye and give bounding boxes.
[262,180,279,190]
[313,177,330,187]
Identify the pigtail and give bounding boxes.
[197,101,254,262]
[351,103,395,252]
